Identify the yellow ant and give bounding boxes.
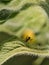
[22,29,36,43]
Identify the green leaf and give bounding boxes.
[0,0,49,65]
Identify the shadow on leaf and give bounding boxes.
[0,31,17,50]
[39,1,49,16]
[0,0,12,4]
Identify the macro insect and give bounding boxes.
[22,29,36,43]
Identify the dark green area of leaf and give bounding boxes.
[40,1,49,16]
[0,32,17,43]
[35,32,41,35]
[2,55,37,65]
[21,3,33,10]
[46,0,49,4]
[41,58,49,65]
[0,0,12,4]
[0,32,17,50]
[0,9,17,20]
[42,23,47,28]
[0,9,12,20]
[9,11,19,19]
